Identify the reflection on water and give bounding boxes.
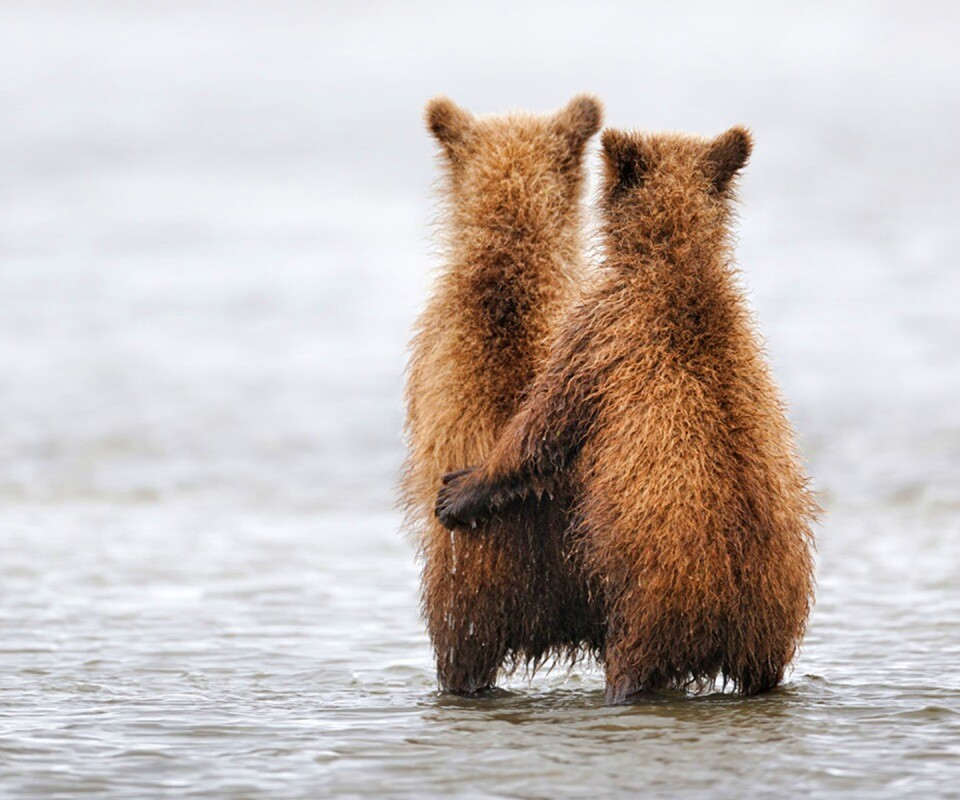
[2,1,960,797]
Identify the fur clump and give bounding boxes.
[402,95,605,693]
[437,127,817,702]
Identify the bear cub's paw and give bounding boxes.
[435,468,493,530]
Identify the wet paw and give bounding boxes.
[435,468,492,531]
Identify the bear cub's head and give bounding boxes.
[599,127,752,238]
[424,95,603,233]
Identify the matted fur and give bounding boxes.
[403,95,604,693]
[437,127,817,702]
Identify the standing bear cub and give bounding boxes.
[403,95,605,694]
[437,127,817,702]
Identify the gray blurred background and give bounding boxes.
[1,2,959,797]
[2,1,958,514]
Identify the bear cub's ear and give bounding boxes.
[705,127,753,193]
[601,129,649,195]
[424,96,475,158]
[553,94,603,150]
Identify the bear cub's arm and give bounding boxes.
[436,316,602,531]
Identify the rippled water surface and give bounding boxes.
[2,2,960,797]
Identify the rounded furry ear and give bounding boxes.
[553,94,603,149]
[705,126,753,193]
[424,96,474,158]
[601,129,649,195]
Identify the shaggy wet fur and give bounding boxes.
[402,95,605,693]
[437,127,817,703]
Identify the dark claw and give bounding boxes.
[442,468,473,485]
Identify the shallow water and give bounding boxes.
[3,504,959,797]
[2,1,960,797]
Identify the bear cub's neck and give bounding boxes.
[607,200,741,355]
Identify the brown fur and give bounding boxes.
[403,95,605,693]
[437,127,817,702]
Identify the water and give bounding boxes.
[1,1,959,797]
